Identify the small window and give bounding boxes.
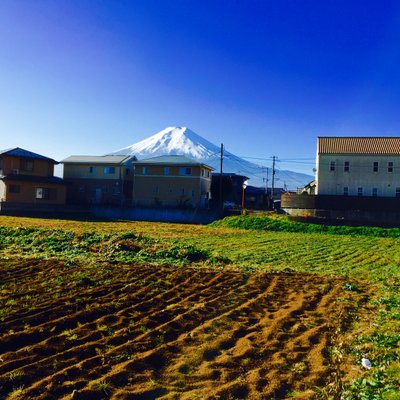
[358,187,363,197]
[36,188,49,199]
[372,188,378,197]
[178,188,185,196]
[343,187,349,196]
[142,166,149,175]
[20,158,34,172]
[344,161,350,172]
[396,188,400,198]
[164,167,170,175]
[201,169,205,176]
[152,186,158,194]
[89,166,97,174]
[330,161,336,171]
[126,168,130,175]
[207,171,210,178]
[179,167,192,176]
[189,189,195,197]
[104,167,115,174]
[9,184,20,193]
[388,162,394,173]
[373,162,379,172]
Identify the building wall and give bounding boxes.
[133,176,211,208]
[63,161,135,205]
[132,164,212,208]
[0,181,5,201]
[0,156,54,177]
[65,178,132,205]
[316,154,400,197]
[2,180,66,204]
[63,163,133,180]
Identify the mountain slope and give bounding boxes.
[110,127,314,189]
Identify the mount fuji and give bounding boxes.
[110,127,313,189]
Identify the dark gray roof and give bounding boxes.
[61,155,136,165]
[135,155,213,169]
[0,147,57,163]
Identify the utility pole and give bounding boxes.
[263,168,269,195]
[271,156,276,207]
[219,143,223,211]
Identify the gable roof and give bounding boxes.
[0,147,57,163]
[61,155,136,165]
[135,155,213,169]
[318,137,400,155]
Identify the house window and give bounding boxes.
[396,188,400,198]
[89,166,97,174]
[20,158,34,172]
[189,189,195,197]
[142,167,149,175]
[388,162,394,173]
[126,168,130,175]
[104,167,115,174]
[201,169,205,176]
[178,188,185,196]
[9,184,20,193]
[373,162,379,172]
[343,187,349,196]
[372,188,378,197]
[330,161,336,171]
[36,188,50,199]
[207,171,210,178]
[179,167,192,176]
[344,161,350,172]
[164,167,170,175]
[152,186,158,194]
[358,187,363,197]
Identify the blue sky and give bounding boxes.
[1,0,400,175]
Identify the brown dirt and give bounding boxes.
[0,259,368,399]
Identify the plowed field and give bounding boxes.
[0,259,368,400]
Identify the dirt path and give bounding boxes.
[0,259,368,399]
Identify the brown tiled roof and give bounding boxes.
[318,137,400,154]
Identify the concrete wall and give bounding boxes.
[281,192,400,225]
[91,206,221,224]
[317,154,400,196]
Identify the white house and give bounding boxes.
[316,137,400,197]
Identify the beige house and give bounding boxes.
[316,137,400,197]
[0,147,66,207]
[62,155,137,205]
[133,155,213,208]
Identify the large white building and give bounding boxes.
[316,137,400,197]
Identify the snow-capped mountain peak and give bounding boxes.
[112,127,219,159]
[109,126,314,189]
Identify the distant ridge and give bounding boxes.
[110,126,314,189]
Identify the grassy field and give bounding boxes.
[0,215,399,399]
